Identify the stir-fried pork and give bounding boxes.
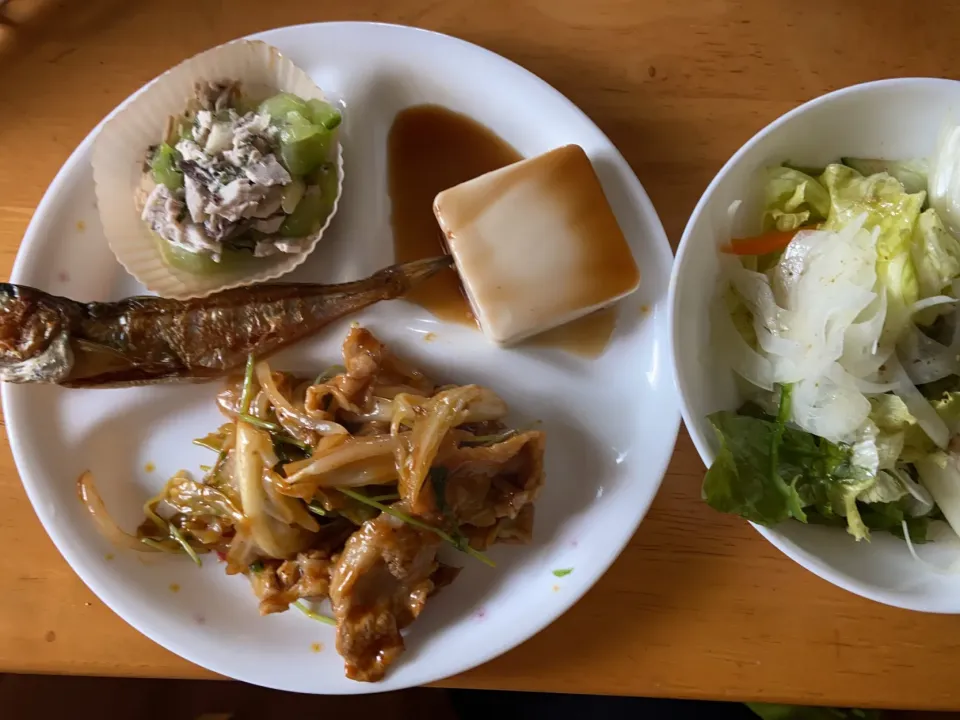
[440,431,546,529]
[107,326,545,683]
[329,513,441,682]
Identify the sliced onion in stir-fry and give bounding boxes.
[263,470,320,532]
[235,420,314,557]
[283,434,401,491]
[393,385,484,512]
[340,388,508,425]
[74,324,543,686]
[76,471,157,552]
[161,474,245,524]
[224,527,260,575]
[256,361,348,435]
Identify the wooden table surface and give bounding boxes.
[2,0,960,711]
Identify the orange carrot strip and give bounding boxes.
[721,229,801,256]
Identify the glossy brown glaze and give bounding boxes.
[527,306,617,359]
[388,104,520,326]
[388,107,622,356]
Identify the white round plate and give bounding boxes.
[670,78,960,613]
[4,22,678,691]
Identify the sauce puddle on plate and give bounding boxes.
[387,104,616,358]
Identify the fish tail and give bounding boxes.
[374,255,454,295]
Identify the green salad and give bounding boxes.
[706,126,960,557]
[139,81,341,274]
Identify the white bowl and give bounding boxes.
[670,78,960,613]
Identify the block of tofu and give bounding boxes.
[433,144,641,345]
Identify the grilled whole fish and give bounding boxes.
[0,256,451,388]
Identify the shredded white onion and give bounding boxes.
[255,362,348,435]
[902,520,960,575]
[909,295,957,315]
[760,215,883,441]
[715,207,960,449]
[842,293,890,377]
[949,277,960,354]
[889,357,950,448]
[897,323,960,386]
[726,199,743,226]
[917,451,960,535]
[897,468,936,517]
[712,294,774,391]
[76,471,156,552]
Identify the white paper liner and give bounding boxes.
[91,39,344,299]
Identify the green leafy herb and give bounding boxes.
[703,407,870,531]
[367,493,401,503]
[314,364,346,385]
[429,466,450,513]
[293,600,336,626]
[236,413,311,453]
[552,568,573,578]
[192,431,225,453]
[209,446,228,482]
[461,429,519,447]
[249,560,264,573]
[770,384,806,522]
[306,502,329,517]
[272,433,311,467]
[428,466,474,552]
[276,434,311,451]
[338,488,495,568]
[169,525,202,567]
[237,413,282,434]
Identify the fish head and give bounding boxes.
[0,284,74,384]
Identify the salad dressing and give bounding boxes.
[388,105,620,358]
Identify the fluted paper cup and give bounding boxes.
[91,39,344,299]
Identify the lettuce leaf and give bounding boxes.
[857,470,907,504]
[703,407,873,537]
[821,164,926,337]
[763,166,830,232]
[805,497,933,543]
[912,207,960,300]
[869,391,960,461]
[841,157,929,195]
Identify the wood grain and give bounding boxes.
[2,0,960,710]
